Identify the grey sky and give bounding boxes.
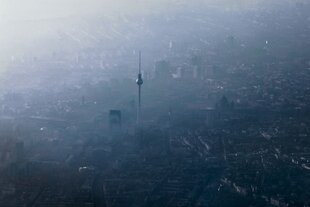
[0,0,275,20]
[0,0,176,20]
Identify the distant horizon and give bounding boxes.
[0,0,307,86]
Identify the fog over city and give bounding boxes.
[0,0,310,206]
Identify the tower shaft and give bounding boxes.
[138,85,141,123]
[136,51,143,124]
[138,51,141,112]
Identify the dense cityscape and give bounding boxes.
[0,0,310,206]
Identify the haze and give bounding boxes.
[0,0,310,206]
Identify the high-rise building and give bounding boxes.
[109,110,122,130]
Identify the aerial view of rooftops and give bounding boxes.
[0,0,310,206]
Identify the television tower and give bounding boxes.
[136,51,143,124]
